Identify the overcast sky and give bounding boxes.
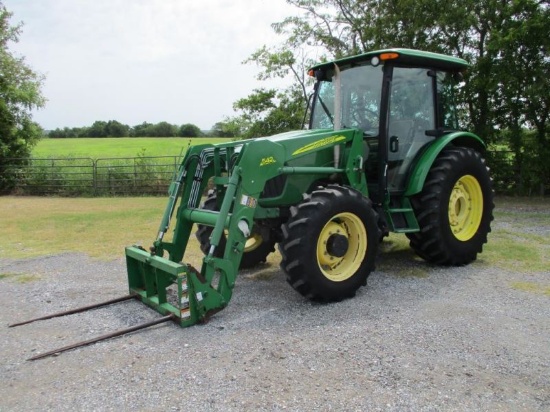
[4,0,300,130]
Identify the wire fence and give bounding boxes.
[2,151,547,196]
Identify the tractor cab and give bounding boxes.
[308,49,468,200]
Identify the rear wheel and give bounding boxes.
[279,185,378,301]
[196,194,276,269]
[407,147,494,265]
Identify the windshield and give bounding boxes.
[310,64,384,136]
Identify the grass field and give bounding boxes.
[1,197,548,276]
[33,137,232,159]
[0,196,210,270]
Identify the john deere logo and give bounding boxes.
[260,156,276,166]
[292,135,346,156]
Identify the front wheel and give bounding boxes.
[407,147,494,265]
[279,185,378,302]
[196,194,276,269]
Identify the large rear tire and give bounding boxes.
[406,147,494,265]
[195,194,276,269]
[279,185,378,302]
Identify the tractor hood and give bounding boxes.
[212,128,360,162]
[247,128,359,161]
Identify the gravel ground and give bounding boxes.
[1,203,549,411]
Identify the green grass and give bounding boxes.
[481,229,549,272]
[378,228,549,276]
[1,197,548,279]
[509,281,550,296]
[33,137,232,159]
[0,272,42,283]
[0,197,203,264]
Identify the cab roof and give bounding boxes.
[310,48,469,72]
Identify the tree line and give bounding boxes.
[47,120,208,138]
[48,120,246,138]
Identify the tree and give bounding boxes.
[227,44,313,139]
[178,123,203,137]
[0,2,45,192]
[88,120,108,137]
[48,126,90,138]
[210,119,243,137]
[227,86,305,139]
[491,0,550,194]
[149,121,177,137]
[130,121,178,137]
[48,128,67,138]
[236,43,314,138]
[105,120,129,137]
[245,46,313,105]
[268,0,549,193]
[131,121,154,137]
[233,88,277,127]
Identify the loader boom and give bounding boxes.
[125,131,365,325]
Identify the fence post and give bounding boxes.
[133,158,138,191]
[91,159,96,197]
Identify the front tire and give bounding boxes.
[279,185,378,302]
[407,147,494,265]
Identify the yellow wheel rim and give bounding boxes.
[316,212,368,282]
[244,233,263,253]
[448,175,483,241]
[224,230,263,253]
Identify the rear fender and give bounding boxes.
[404,132,485,196]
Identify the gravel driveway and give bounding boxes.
[1,200,549,411]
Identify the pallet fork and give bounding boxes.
[9,295,174,361]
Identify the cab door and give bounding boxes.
[386,67,436,192]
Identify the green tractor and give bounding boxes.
[126,48,494,326]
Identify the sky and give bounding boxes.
[4,0,300,131]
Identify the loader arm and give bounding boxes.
[125,140,287,326]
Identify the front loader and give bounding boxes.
[125,48,494,327]
[13,49,494,358]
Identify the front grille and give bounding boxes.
[261,174,287,199]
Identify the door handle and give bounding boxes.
[390,135,399,153]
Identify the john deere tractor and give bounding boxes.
[125,48,494,326]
